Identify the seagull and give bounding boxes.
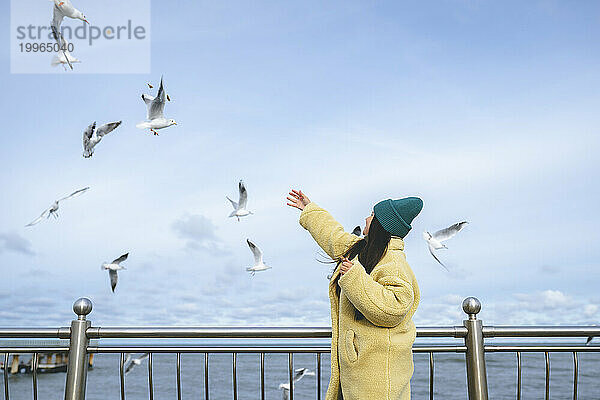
[25,187,90,227]
[136,77,177,135]
[82,121,122,158]
[352,226,362,236]
[586,336,594,345]
[51,0,88,70]
[101,253,128,292]
[423,221,468,271]
[279,368,315,399]
[227,180,253,221]
[246,239,271,276]
[279,383,291,400]
[124,353,149,374]
[50,35,80,70]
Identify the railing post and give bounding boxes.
[64,298,93,400]
[463,297,488,400]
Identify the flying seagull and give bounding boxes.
[246,239,271,276]
[352,226,362,236]
[51,0,88,70]
[82,120,122,158]
[101,253,128,292]
[227,180,253,221]
[423,221,468,271]
[26,187,90,227]
[279,368,315,400]
[124,353,149,374]
[136,77,177,135]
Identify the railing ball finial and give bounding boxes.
[462,297,481,320]
[72,298,93,320]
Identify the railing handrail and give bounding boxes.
[4,297,600,400]
[0,328,70,339]
[81,326,470,339]
[484,326,600,337]
[86,327,332,339]
[3,325,600,340]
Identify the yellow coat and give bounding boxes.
[300,202,420,400]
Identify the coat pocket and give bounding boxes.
[344,329,358,363]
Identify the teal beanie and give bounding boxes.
[373,197,423,238]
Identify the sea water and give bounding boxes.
[2,350,600,399]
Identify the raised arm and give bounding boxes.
[299,202,360,260]
[287,189,359,260]
[287,190,360,260]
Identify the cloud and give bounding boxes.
[584,304,598,317]
[514,289,572,311]
[171,214,230,256]
[539,265,561,274]
[489,290,600,325]
[414,294,466,326]
[414,290,600,327]
[0,296,66,325]
[0,231,35,256]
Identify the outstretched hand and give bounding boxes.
[286,189,311,211]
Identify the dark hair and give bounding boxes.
[340,215,391,320]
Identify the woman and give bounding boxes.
[287,189,423,400]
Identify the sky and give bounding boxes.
[1,1,600,329]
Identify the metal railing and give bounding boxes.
[1,296,600,400]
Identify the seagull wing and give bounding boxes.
[226,196,238,210]
[123,353,132,366]
[428,243,449,272]
[124,358,136,374]
[83,122,95,141]
[432,221,468,242]
[109,269,118,292]
[247,239,263,265]
[586,336,593,345]
[352,226,361,236]
[148,78,166,120]
[59,187,90,202]
[51,8,72,70]
[26,208,51,227]
[96,121,122,138]
[238,180,248,208]
[52,4,65,31]
[82,122,96,155]
[137,353,149,362]
[123,354,135,373]
[293,368,306,382]
[111,253,129,265]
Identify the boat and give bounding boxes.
[0,353,94,374]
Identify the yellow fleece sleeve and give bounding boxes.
[338,260,414,328]
[299,202,360,260]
